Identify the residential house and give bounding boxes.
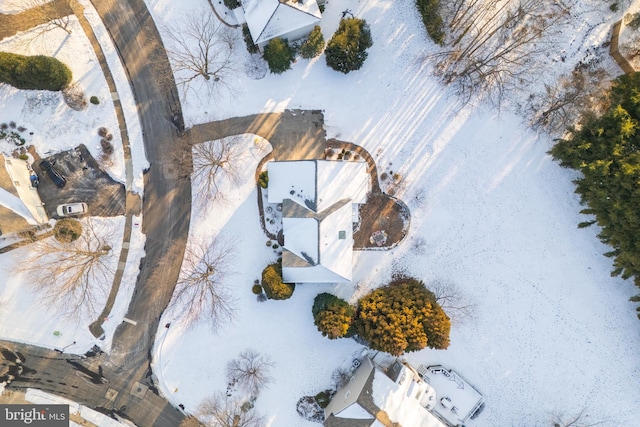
[242,0,322,50]
[267,160,370,283]
[324,358,484,427]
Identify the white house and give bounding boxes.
[267,160,370,283]
[242,0,322,50]
[324,358,485,427]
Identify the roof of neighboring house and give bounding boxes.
[268,160,370,283]
[242,0,321,46]
[324,358,455,427]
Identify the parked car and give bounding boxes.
[39,160,66,188]
[56,202,88,217]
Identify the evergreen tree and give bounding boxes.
[261,262,294,300]
[312,293,354,339]
[263,38,294,74]
[354,278,450,355]
[550,72,640,312]
[0,52,71,91]
[325,18,373,74]
[300,26,325,59]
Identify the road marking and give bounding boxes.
[111,91,119,101]
[122,317,137,326]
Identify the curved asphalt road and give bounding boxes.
[2,1,191,426]
[90,0,191,414]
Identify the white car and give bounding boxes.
[56,202,88,217]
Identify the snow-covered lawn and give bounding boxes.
[0,9,146,353]
[149,0,640,425]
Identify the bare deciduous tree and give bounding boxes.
[11,0,73,36]
[164,8,238,97]
[434,0,572,105]
[175,136,244,205]
[14,219,114,320]
[528,60,610,135]
[226,350,274,397]
[430,279,475,324]
[194,392,265,427]
[551,408,606,427]
[170,237,236,331]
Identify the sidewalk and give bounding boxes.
[0,0,142,338]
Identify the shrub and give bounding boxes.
[18,154,28,161]
[354,278,451,355]
[416,0,445,45]
[100,139,114,155]
[263,38,294,74]
[300,26,325,59]
[325,18,373,74]
[54,219,82,243]
[223,0,240,9]
[258,170,269,188]
[0,52,72,91]
[261,262,294,300]
[314,391,331,409]
[90,96,99,105]
[252,284,263,295]
[105,133,113,141]
[0,123,7,130]
[312,293,355,339]
[17,126,26,132]
[98,127,108,137]
[62,83,87,111]
[243,25,260,54]
[9,121,15,128]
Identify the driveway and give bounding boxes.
[32,145,125,218]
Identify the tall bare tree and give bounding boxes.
[175,136,244,205]
[528,60,609,135]
[194,392,265,427]
[434,0,572,104]
[226,350,274,397]
[169,237,236,331]
[164,8,238,96]
[14,219,114,321]
[430,279,475,324]
[551,408,606,427]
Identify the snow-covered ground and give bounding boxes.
[147,0,640,425]
[0,0,638,425]
[0,7,147,353]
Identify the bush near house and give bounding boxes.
[354,278,450,355]
[0,52,72,91]
[263,38,294,74]
[416,0,445,46]
[243,25,260,54]
[261,262,294,300]
[223,0,240,9]
[258,171,269,188]
[300,26,325,59]
[312,293,354,339]
[325,18,373,74]
[550,72,640,317]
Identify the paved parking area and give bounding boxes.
[32,145,125,218]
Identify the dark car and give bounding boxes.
[39,160,66,188]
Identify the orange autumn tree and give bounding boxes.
[354,278,450,356]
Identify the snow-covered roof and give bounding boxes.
[242,0,321,46]
[268,160,369,211]
[267,160,370,283]
[371,365,445,427]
